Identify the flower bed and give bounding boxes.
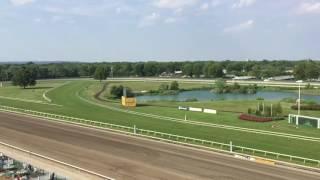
[239,114,273,122]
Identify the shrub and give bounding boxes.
[185,98,198,102]
[159,83,169,92]
[170,81,179,90]
[256,97,264,101]
[291,104,320,111]
[110,85,134,98]
[239,114,273,122]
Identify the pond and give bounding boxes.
[137,90,320,102]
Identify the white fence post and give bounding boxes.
[230,141,233,153]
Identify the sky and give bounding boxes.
[0,0,320,62]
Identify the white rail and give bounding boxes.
[0,141,114,180]
[0,104,319,168]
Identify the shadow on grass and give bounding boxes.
[23,86,53,90]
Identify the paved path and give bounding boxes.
[0,112,319,180]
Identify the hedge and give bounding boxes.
[291,104,320,111]
[239,114,273,122]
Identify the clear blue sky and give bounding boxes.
[0,0,319,62]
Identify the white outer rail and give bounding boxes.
[0,141,114,180]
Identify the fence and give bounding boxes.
[289,114,320,129]
[0,105,319,169]
[0,141,114,180]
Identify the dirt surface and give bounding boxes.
[0,112,319,180]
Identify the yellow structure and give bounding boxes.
[121,96,137,107]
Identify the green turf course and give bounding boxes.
[0,80,320,161]
[0,80,68,102]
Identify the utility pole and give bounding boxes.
[298,82,301,115]
[110,66,114,78]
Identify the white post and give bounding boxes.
[134,125,136,134]
[296,116,299,126]
[298,83,301,115]
[185,114,187,121]
[230,141,233,153]
[318,119,320,129]
[288,114,291,123]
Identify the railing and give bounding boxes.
[0,104,319,169]
[0,141,114,180]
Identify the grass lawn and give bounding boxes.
[0,80,68,102]
[0,80,320,161]
[105,81,213,93]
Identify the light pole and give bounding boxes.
[296,80,303,116]
[298,83,301,115]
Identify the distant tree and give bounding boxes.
[110,85,134,98]
[231,82,241,90]
[94,66,108,82]
[192,63,203,78]
[182,63,193,77]
[215,79,226,93]
[134,63,145,77]
[305,61,319,80]
[12,66,37,89]
[170,81,179,90]
[0,69,8,82]
[205,63,224,78]
[294,61,319,80]
[159,83,169,92]
[143,62,158,76]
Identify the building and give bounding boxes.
[232,76,256,80]
[267,75,294,81]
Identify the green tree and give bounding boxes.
[215,79,226,93]
[12,66,37,89]
[94,66,108,82]
[159,83,169,92]
[205,63,224,78]
[110,85,134,98]
[170,81,179,90]
[305,61,319,80]
[182,63,193,77]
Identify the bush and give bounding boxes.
[170,81,179,90]
[159,83,169,92]
[239,114,273,122]
[273,103,283,116]
[291,104,320,111]
[110,85,134,98]
[185,98,198,102]
[256,97,264,101]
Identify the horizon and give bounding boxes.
[1,0,320,61]
[0,58,320,64]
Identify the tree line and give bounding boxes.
[0,60,319,88]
